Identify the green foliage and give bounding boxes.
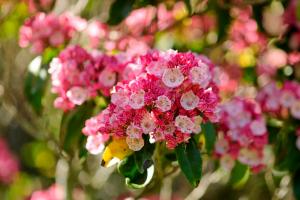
[229,162,250,188]
[107,0,135,25]
[293,168,300,200]
[201,122,217,154]
[118,141,155,189]
[59,102,95,154]
[175,138,202,187]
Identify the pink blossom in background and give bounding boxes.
[0,138,19,184]
[257,48,287,77]
[227,7,267,53]
[83,50,220,152]
[257,81,300,120]
[215,98,268,172]
[30,184,64,200]
[19,12,86,54]
[86,21,108,49]
[49,45,126,111]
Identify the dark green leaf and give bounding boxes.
[184,0,192,15]
[24,68,48,114]
[107,0,135,25]
[201,122,216,154]
[118,152,154,189]
[134,139,155,173]
[293,168,300,200]
[60,102,95,153]
[175,139,202,187]
[229,161,249,187]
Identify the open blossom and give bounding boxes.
[155,95,172,112]
[0,138,19,184]
[215,98,268,171]
[257,81,300,119]
[83,50,220,152]
[49,45,125,111]
[19,12,86,54]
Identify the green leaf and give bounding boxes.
[107,0,135,25]
[24,57,48,114]
[229,161,250,187]
[118,150,154,189]
[293,168,300,200]
[184,0,192,15]
[175,139,202,187]
[242,67,257,85]
[201,122,216,154]
[134,138,155,173]
[60,102,95,153]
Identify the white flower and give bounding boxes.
[280,91,296,108]
[129,89,145,109]
[162,68,184,88]
[126,137,144,151]
[141,113,156,134]
[175,115,194,133]
[291,101,300,119]
[98,69,116,87]
[180,90,199,110]
[155,95,172,112]
[85,135,108,155]
[189,64,211,88]
[111,89,129,108]
[126,123,142,138]
[66,86,89,105]
[250,119,267,136]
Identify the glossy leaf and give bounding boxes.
[175,139,202,187]
[229,161,250,187]
[107,0,135,25]
[293,168,300,200]
[201,122,216,154]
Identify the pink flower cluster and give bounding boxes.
[0,138,19,184]
[215,98,268,172]
[256,81,300,119]
[83,50,220,152]
[49,45,124,111]
[85,2,186,56]
[30,184,64,200]
[227,7,267,52]
[19,12,86,53]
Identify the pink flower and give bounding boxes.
[215,98,268,171]
[83,50,220,151]
[19,12,86,54]
[49,45,126,111]
[0,138,19,184]
[31,184,64,200]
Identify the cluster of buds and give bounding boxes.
[49,45,124,111]
[256,81,300,120]
[19,12,86,53]
[215,98,268,172]
[83,50,220,153]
